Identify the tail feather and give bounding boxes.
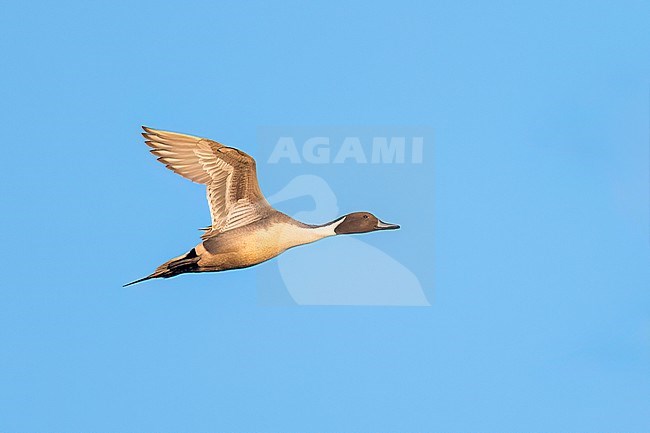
[123,248,200,287]
[123,274,156,287]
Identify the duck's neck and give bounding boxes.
[302,216,346,239]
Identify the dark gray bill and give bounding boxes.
[376,220,400,230]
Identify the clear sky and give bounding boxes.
[1,1,649,432]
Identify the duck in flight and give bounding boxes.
[125,127,400,286]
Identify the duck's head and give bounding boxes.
[334,212,400,235]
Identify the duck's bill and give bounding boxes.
[375,220,400,230]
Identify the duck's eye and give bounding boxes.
[363,215,368,219]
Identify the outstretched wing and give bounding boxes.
[142,126,272,238]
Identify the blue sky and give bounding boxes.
[1,1,649,431]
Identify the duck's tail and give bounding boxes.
[124,248,200,287]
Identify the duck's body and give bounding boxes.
[196,213,341,271]
[125,127,398,286]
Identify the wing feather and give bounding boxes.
[142,126,271,237]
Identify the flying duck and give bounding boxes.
[125,127,400,286]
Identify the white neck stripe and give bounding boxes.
[310,216,346,237]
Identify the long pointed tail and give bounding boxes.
[124,248,200,287]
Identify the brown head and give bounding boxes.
[334,212,400,235]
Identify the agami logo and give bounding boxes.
[267,136,425,164]
[256,126,434,306]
